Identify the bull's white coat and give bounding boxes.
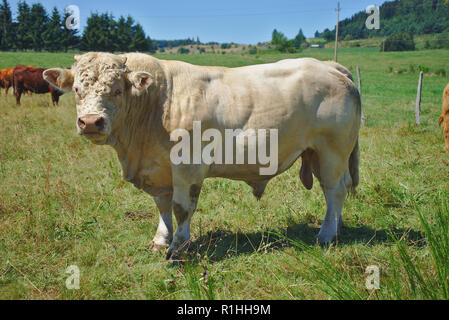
[170,121,279,175]
[44,52,361,258]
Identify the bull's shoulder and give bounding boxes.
[161,63,227,133]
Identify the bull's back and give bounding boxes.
[166,57,360,140]
[213,58,359,132]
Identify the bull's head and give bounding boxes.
[43,52,153,145]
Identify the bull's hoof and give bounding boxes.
[166,241,191,261]
[166,248,180,261]
[316,231,337,244]
[166,247,187,261]
[150,241,170,253]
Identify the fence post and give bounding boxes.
[356,66,366,126]
[334,2,340,62]
[415,71,423,125]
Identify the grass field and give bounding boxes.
[0,48,448,299]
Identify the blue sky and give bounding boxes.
[8,0,389,43]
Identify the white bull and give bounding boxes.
[44,52,361,259]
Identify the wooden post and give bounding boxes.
[334,2,340,62]
[356,66,366,125]
[415,71,423,125]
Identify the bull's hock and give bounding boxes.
[43,52,361,256]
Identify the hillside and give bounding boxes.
[318,0,449,40]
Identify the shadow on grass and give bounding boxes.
[186,223,424,263]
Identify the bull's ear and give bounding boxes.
[128,71,153,92]
[43,68,74,92]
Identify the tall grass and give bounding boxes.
[390,196,449,299]
[278,193,449,300]
[182,261,217,300]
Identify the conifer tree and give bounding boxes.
[292,29,306,49]
[115,16,132,52]
[130,23,148,52]
[43,7,64,51]
[16,1,32,50]
[0,0,14,50]
[29,3,48,51]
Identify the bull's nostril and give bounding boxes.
[78,118,86,129]
[95,117,105,130]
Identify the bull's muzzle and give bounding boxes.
[77,114,105,135]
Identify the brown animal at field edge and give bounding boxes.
[13,66,64,106]
[439,83,449,152]
[0,67,15,96]
[0,66,35,97]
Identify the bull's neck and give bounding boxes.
[108,80,171,185]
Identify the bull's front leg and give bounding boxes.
[166,165,205,260]
[151,194,174,252]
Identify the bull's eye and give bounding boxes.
[115,89,122,96]
[74,87,79,95]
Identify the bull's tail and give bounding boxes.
[348,138,360,195]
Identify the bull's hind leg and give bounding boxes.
[312,148,352,243]
[151,194,174,252]
[317,171,352,243]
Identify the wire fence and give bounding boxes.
[355,66,446,126]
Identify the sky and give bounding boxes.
[8,0,390,44]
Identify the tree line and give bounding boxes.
[271,29,306,53]
[155,37,201,49]
[0,0,155,52]
[316,0,449,41]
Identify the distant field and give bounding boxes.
[324,34,441,49]
[0,51,77,69]
[0,48,448,299]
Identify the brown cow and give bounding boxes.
[0,67,15,96]
[13,66,64,106]
[439,83,449,152]
[0,66,34,96]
